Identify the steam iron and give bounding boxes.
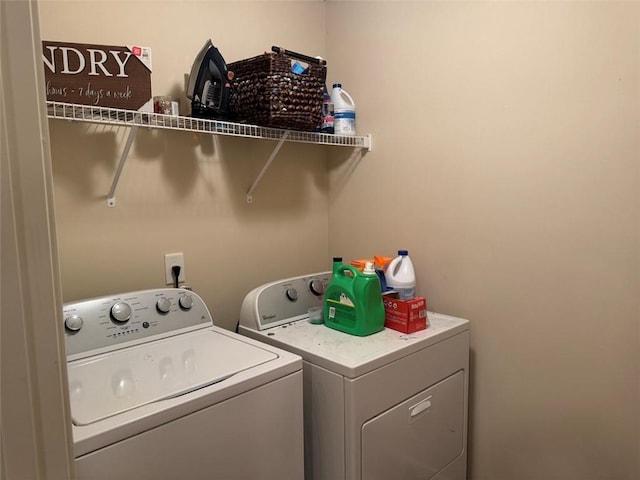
[186,40,233,119]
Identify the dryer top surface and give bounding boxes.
[240,312,469,378]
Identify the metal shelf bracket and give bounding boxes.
[107,125,138,207]
[246,131,290,204]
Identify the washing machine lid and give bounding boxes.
[67,328,278,426]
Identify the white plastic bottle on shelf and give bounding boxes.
[331,83,356,136]
[385,250,416,300]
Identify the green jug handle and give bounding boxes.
[337,264,359,278]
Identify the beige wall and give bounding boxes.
[38,1,639,479]
[326,1,639,480]
[39,1,329,330]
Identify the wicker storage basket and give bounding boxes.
[228,50,326,131]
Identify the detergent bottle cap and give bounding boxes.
[363,262,376,275]
[333,83,342,88]
[398,249,409,256]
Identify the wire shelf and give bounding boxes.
[46,101,371,206]
[46,101,371,149]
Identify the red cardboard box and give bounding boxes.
[383,294,428,333]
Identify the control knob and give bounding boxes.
[64,314,83,332]
[156,297,171,313]
[285,288,298,302]
[179,294,193,310]
[111,302,132,323]
[309,279,325,296]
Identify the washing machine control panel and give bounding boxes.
[63,288,213,358]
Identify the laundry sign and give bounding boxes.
[42,41,153,111]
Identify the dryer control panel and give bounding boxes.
[239,271,331,331]
[63,288,213,359]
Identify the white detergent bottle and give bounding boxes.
[385,250,416,300]
[331,83,356,136]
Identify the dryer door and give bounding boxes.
[361,370,465,480]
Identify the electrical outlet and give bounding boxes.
[164,252,186,286]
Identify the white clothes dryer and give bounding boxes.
[238,272,470,480]
[63,288,304,480]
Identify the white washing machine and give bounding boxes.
[63,288,304,480]
[238,272,470,480]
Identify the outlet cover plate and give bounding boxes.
[164,252,185,285]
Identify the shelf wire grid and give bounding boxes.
[46,101,369,148]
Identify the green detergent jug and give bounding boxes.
[324,261,385,336]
